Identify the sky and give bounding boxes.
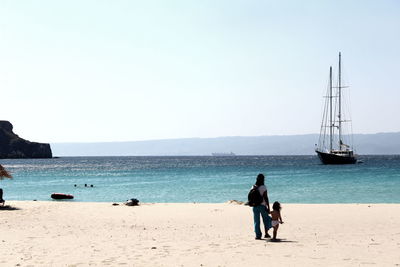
[0,0,399,143]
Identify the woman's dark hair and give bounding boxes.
[255,173,265,186]
[272,201,281,211]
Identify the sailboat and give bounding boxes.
[315,53,357,164]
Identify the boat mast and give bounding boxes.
[338,52,342,150]
[329,66,333,152]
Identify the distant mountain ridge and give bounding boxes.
[51,132,400,156]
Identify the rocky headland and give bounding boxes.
[0,121,52,159]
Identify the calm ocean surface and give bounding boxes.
[1,155,399,203]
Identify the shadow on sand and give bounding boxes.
[266,238,297,243]
[0,205,20,211]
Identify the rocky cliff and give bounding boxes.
[0,121,52,159]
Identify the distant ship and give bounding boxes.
[315,53,357,164]
[211,152,236,156]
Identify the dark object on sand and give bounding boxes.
[0,188,5,206]
[51,193,74,200]
[112,203,119,206]
[0,165,12,207]
[125,198,139,206]
[0,205,19,210]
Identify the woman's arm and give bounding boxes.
[263,190,270,212]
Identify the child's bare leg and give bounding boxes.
[272,224,279,240]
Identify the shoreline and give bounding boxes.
[5,199,400,207]
[1,202,400,266]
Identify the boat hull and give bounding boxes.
[51,193,74,200]
[316,151,357,165]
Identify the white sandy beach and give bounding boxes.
[1,201,400,266]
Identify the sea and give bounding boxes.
[1,155,400,203]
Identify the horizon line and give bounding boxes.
[50,131,400,144]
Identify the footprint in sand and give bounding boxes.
[101,257,117,265]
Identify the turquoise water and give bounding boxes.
[1,155,399,203]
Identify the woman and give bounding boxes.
[252,173,272,239]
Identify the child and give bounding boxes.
[270,201,284,241]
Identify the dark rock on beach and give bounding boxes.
[125,198,139,206]
[0,121,52,159]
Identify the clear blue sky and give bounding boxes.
[0,0,399,142]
